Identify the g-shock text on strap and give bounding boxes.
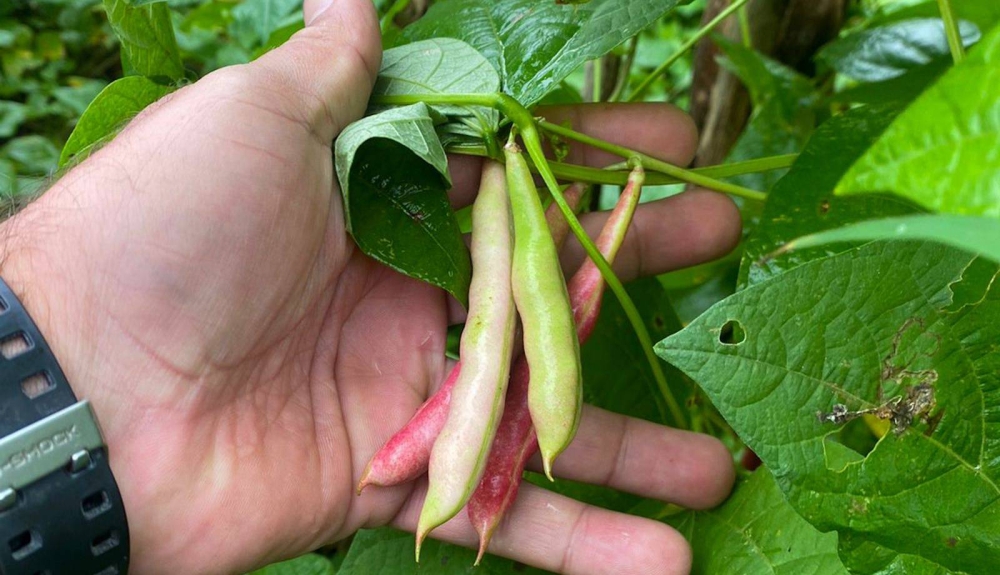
[0,279,129,575]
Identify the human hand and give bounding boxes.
[0,1,738,573]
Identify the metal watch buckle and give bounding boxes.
[0,400,105,511]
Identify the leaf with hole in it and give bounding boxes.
[818,18,980,83]
[103,0,184,81]
[836,24,1000,217]
[667,468,848,575]
[335,104,471,306]
[60,76,173,167]
[401,0,679,107]
[780,215,1000,264]
[658,241,1000,573]
[740,104,918,288]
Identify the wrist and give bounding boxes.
[0,182,162,572]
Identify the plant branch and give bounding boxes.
[936,0,964,64]
[379,0,412,31]
[627,0,751,102]
[536,119,767,201]
[609,37,639,102]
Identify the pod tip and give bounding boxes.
[415,531,426,563]
[474,524,495,566]
[542,457,556,482]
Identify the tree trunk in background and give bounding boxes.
[690,0,847,167]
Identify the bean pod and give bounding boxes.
[468,166,644,561]
[356,185,585,493]
[415,160,518,557]
[505,141,582,479]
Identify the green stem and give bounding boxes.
[451,146,797,186]
[379,0,411,31]
[374,91,689,428]
[936,0,964,64]
[609,37,639,103]
[627,0,751,102]
[537,120,767,202]
[738,3,752,48]
[542,154,796,187]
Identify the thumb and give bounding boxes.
[246,0,381,142]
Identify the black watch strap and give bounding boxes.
[0,279,129,575]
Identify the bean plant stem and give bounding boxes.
[738,4,752,48]
[936,0,964,64]
[543,154,796,186]
[374,91,689,428]
[379,0,412,31]
[537,119,767,202]
[626,0,751,102]
[608,37,639,103]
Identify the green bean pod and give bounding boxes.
[415,160,517,558]
[504,141,582,480]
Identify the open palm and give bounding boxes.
[0,2,737,573]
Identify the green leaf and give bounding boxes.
[715,39,819,194]
[103,0,184,81]
[374,38,501,135]
[836,24,1000,217]
[657,241,1000,573]
[401,0,679,107]
[818,18,980,82]
[335,104,472,306]
[781,215,1000,264]
[740,104,918,288]
[230,0,299,48]
[248,553,335,575]
[0,101,27,138]
[60,76,173,166]
[2,135,59,175]
[667,468,848,575]
[338,528,552,574]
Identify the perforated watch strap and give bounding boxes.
[0,279,129,575]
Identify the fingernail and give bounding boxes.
[305,0,335,26]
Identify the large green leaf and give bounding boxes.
[337,528,551,574]
[667,468,848,575]
[60,76,173,166]
[740,104,917,288]
[836,24,1000,217]
[373,38,501,136]
[335,104,472,306]
[818,18,980,82]
[658,241,1000,573]
[401,0,679,107]
[781,215,1000,264]
[103,0,185,81]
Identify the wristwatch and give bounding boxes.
[0,279,129,574]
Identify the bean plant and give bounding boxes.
[9,0,1000,573]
